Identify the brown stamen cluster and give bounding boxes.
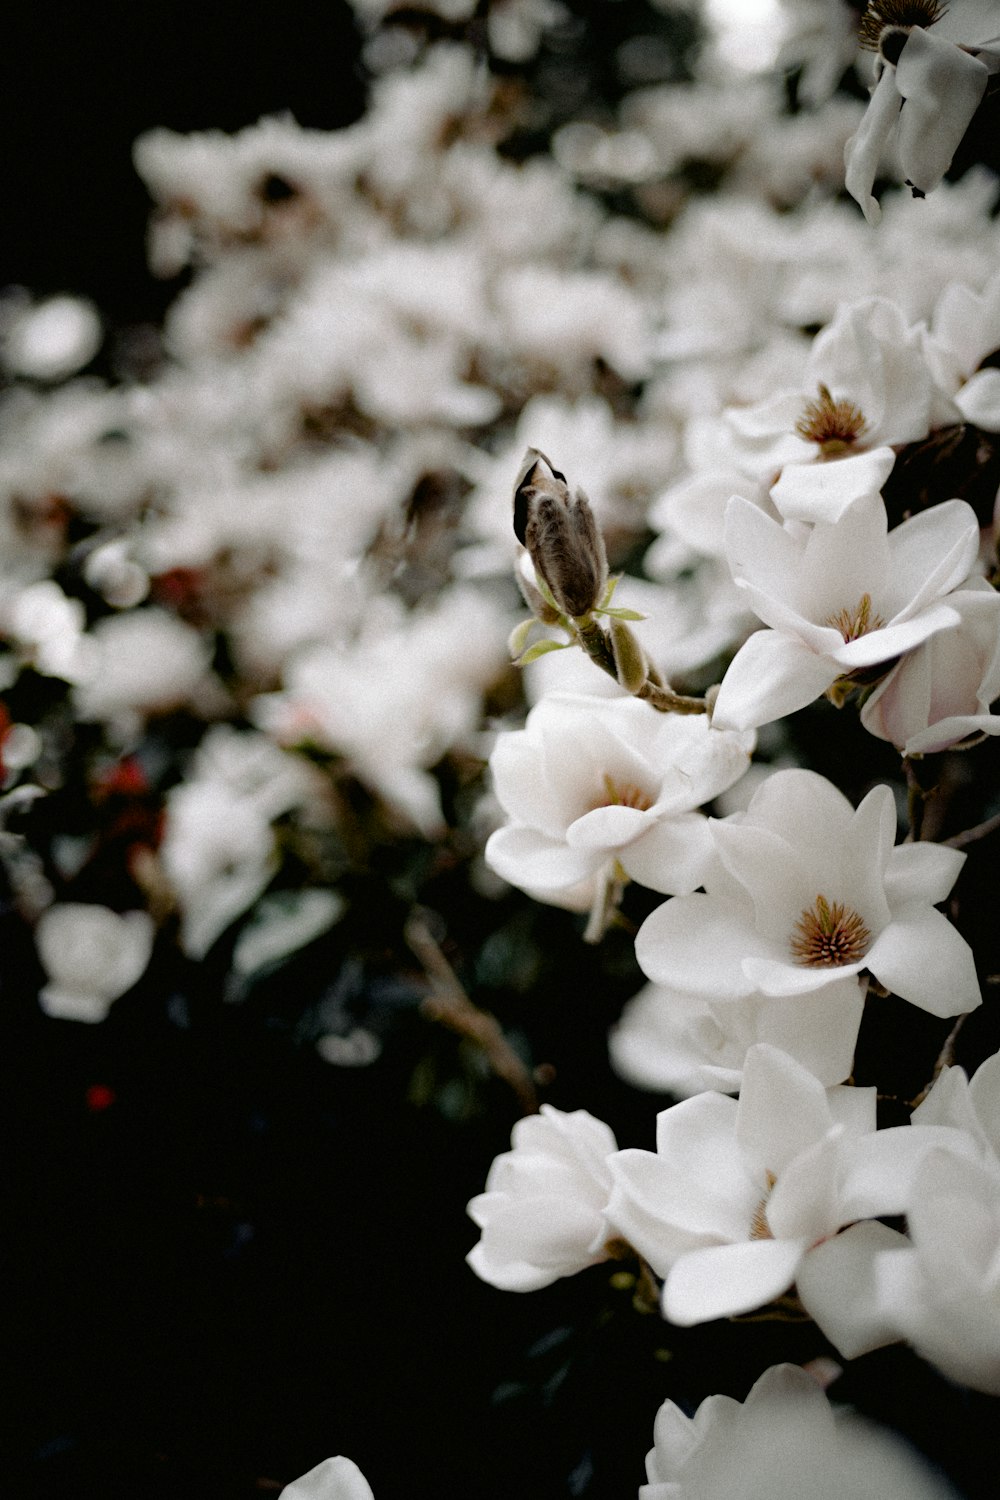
[795,384,869,454]
[826,592,886,643]
[791,895,872,968]
[750,1171,778,1241]
[858,0,947,50]
[601,773,654,811]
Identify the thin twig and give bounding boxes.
[405,908,539,1117]
[637,680,708,715]
[944,808,1000,850]
[575,616,708,714]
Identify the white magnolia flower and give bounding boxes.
[791,1055,1000,1364]
[466,1104,618,1292]
[711,491,980,732]
[642,1361,959,1500]
[72,608,213,728]
[910,1049,1000,1164]
[609,974,864,1097]
[280,1456,374,1500]
[485,693,754,912]
[36,904,155,1023]
[719,297,948,526]
[922,266,1000,428]
[875,1147,1000,1395]
[861,580,1000,754]
[846,1,1000,224]
[161,780,278,961]
[1,294,102,382]
[160,727,317,960]
[606,1043,967,1328]
[4,580,87,680]
[253,588,509,837]
[635,768,980,1019]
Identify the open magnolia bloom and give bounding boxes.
[609,975,864,1097]
[781,1053,1000,1366]
[910,1049,1000,1162]
[874,1148,1000,1395]
[485,693,754,911]
[466,1105,619,1292]
[280,1457,374,1500]
[720,298,951,526]
[606,1043,970,1328]
[861,579,1000,754]
[642,1362,960,1500]
[635,768,981,1018]
[710,490,980,733]
[846,0,1000,225]
[922,266,1000,429]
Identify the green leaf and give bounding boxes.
[508,618,537,658]
[518,638,572,664]
[532,569,561,613]
[598,574,621,608]
[599,606,647,621]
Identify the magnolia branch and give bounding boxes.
[405,908,540,1117]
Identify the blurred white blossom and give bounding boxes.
[36,904,155,1023]
[280,1456,375,1500]
[642,1360,959,1499]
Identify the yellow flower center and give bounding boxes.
[825,592,886,643]
[790,895,872,968]
[858,0,947,51]
[600,773,654,811]
[750,1171,778,1241]
[795,384,869,456]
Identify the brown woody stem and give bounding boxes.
[405,908,539,1117]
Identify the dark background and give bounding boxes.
[0,2,366,325]
[2,6,1000,1497]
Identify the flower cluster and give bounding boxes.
[5,0,1000,1494]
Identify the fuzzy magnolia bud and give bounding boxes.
[610,617,647,695]
[513,449,608,620]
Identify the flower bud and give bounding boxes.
[513,449,608,620]
[610,617,647,695]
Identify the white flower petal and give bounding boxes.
[770,447,896,526]
[864,907,981,1017]
[844,67,903,224]
[886,499,980,620]
[796,1221,911,1360]
[485,824,602,892]
[953,365,1000,432]
[766,1131,850,1245]
[895,27,989,197]
[833,604,960,670]
[736,1044,832,1179]
[566,803,655,850]
[711,630,841,732]
[607,1148,749,1276]
[743,954,865,996]
[636,893,767,999]
[663,1238,806,1324]
[883,841,966,908]
[280,1456,375,1500]
[619,813,714,896]
[840,1123,977,1221]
